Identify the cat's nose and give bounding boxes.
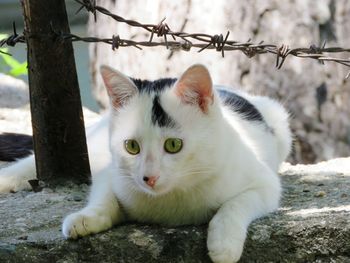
[143,175,159,188]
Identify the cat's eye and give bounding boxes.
[124,139,140,155]
[164,138,183,154]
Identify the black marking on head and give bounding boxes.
[152,95,176,128]
[129,77,178,128]
[218,89,264,122]
[0,133,33,162]
[131,78,177,94]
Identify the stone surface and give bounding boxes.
[0,73,29,109]
[0,159,349,263]
[88,0,350,164]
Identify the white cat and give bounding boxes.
[0,64,291,263]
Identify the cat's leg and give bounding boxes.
[0,154,36,193]
[62,170,123,239]
[207,169,281,263]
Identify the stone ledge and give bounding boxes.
[0,159,349,263]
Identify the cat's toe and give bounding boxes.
[62,212,89,239]
[62,209,115,239]
[208,244,243,263]
[207,234,244,263]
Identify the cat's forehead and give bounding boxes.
[110,77,180,139]
[127,78,178,129]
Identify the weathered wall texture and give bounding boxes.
[88,0,350,164]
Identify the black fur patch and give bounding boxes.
[0,133,33,162]
[151,95,176,128]
[218,89,264,122]
[131,78,177,94]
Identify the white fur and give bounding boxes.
[0,66,291,263]
[0,155,36,193]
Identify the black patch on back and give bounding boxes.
[151,95,176,128]
[218,89,264,122]
[0,133,33,162]
[131,78,177,94]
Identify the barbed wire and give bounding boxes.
[1,0,350,78]
[74,0,350,76]
[74,0,350,77]
[0,22,25,55]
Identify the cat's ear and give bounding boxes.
[174,64,214,113]
[100,65,138,108]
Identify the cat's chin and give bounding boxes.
[135,181,172,197]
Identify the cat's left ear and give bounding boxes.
[175,64,214,113]
[100,65,138,108]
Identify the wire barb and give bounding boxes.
[75,0,97,21]
[0,22,25,55]
[111,35,120,50]
[198,31,230,57]
[0,22,25,48]
[309,41,327,65]
[150,17,174,49]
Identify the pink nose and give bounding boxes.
[143,175,159,188]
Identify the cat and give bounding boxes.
[0,64,292,263]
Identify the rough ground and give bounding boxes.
[0,159,349,263]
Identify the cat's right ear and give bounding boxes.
[100,65,138,108]
[174,64,214,113]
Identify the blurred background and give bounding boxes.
[0,0,349,164]
[0,0,99,111]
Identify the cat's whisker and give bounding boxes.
[116,175,132,179]
[175,165,216,171]
[172,169,216,179]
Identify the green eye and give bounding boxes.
[164,138,183,154]
[124,139,140,155]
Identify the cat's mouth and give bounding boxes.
[134,177,170,197]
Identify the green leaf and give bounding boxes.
[1,53,21,69]
[0,34,8,40]
[0,33,27,76]
[9,61,28,77]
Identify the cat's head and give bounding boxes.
[100,64,222,196]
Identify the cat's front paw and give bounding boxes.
[207,217,246,263]
[207,237,244,263]
[62,208,114,239]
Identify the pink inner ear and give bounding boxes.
[175,65,214,113]
[101,70,122,108]
[100,66,118,99]
[100,66,137,109]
